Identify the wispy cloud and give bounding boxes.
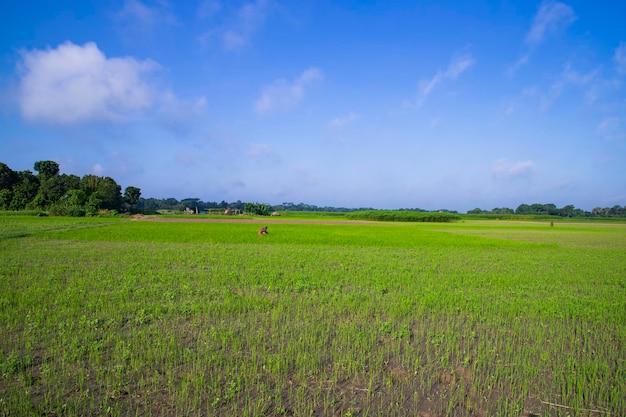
[492,159,535,179]
[525,1,576,46]
[539,63,596,110]
[91,163,105,176]
[615,42,626,75]
[326,112,357,136]
[597,117,625,141]
[198,0,273,50]
[115,0,179,32]
[510,1,576,73]
[255,67,323,114]
[415,53,474,106]
[17,42,159,124]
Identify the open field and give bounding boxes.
[1,216,625,416]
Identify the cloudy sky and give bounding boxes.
[1,1,625,212]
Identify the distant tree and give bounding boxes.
[0,162,18,191]
[10,171,39,210]
[0,189,12,209]
[34,160,60,180]
[80,174,100,196]
[66,189,87,206]
[180,198,200,210]
[97,177,122,210]
[559,205,575,217]
[515,204,530,214]
[78,175,122,211]
[124,186,142,206]
[467,208,485,214]
[35,174,81,208]
[162,198,181,210]
[87,192,102,211]
[543,203,558,215]
[244,202,270,215]
[609,205,623,217]
[491,207,513,215]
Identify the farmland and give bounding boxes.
[1,216,625,416]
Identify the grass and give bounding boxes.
[0,216,625,416]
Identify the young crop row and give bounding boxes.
[0,217,624,416]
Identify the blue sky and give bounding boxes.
[1,1,625,212]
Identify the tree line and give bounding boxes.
[136,199,379,214]
[0,161,141,216]
[2,160,623,218]
[467,203,625,218]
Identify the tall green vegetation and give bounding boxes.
[0,161,140,216]
[468,203,626,218]
[244,202,271,216]
[347,210,461,222]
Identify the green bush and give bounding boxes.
[48,204,86,217]
[346,210,461,222]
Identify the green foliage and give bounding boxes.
[0,162,18,190]
[244,201,271,215]
[347,210,461,222]
[0,189,12,210]
[33,160,59,179]
[48,203,86,217]
[123,186,141,206]
[9,171,39,210]
[0,161,140,216]
[0,218,624,416]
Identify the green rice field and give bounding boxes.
[1,216,625,416]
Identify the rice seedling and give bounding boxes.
[0,216,624,416]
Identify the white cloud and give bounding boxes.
[510,1,576,74]
[615,42,626,75]
[326,112,357,135]
[539,63,596,110]
[255,67,323,114]
[18,42,159,124]
[508,53,530,76]
[16,41,205,131]
[492,159,535,179]
[525,1,576,46]
[221,0,272,50]
[597,117,624,141]
[91,163,105,176]
[416,53,474,106]
[116,0,179,30]
[196,0,274,50]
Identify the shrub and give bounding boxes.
[346,210,461,222]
